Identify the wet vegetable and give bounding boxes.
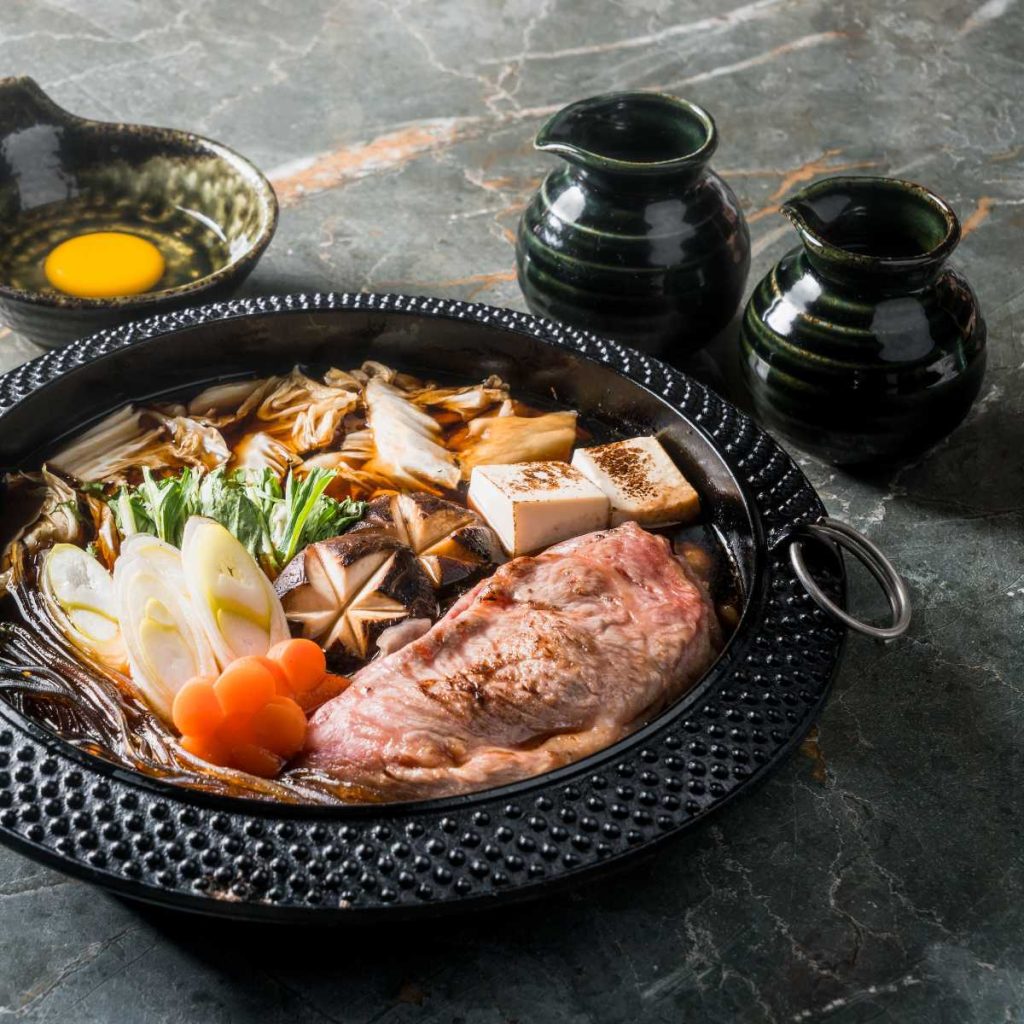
[353,491,502,587]
[107,467,364,575]
[50,406,229,483]
[409,377,508,419]
[274,531,436,664]
[364,378,460,492]
[172,658,308,777]
[181,517,289,667]
[170,640,349,776]
[0,469,85,592]
[113,534,218,721]
[264,638,349,712]
[188,367,362,451]
[41,543,126,669]
[456,409,578,477]
[230,431,297,475]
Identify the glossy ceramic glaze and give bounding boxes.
[740,176,986,466]
[0,77,277,348]
[516,92,750,360]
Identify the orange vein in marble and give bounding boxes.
[799,726,829,785]
[270,120,471,206]
[739,149,882,224]
[472,175,518,192]
[961,197,994,237]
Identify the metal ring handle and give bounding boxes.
[790,517,911,641]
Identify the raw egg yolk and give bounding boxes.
[44,232,166,299]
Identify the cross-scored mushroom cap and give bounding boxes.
[353,492,502,588]
[274,530,437,669]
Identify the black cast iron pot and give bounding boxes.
[0,294,907,921]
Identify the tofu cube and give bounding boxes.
[571,435,700,527]
[467,462,610,557]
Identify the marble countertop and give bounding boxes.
[0,1,1021,1021]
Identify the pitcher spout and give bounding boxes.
[780,175,961,288]
[535,91,718,182]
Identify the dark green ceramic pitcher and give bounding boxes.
[516,92,750,360]
[740,176,986,467]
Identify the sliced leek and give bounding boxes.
[114,536,217,722]
[181,517,289,667]
[41,543,126,669]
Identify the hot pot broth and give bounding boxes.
[0,362,740,805]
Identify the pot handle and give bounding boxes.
[789,517,911,641]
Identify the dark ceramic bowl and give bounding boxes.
[0,293,884,922]
[0,77,278,349]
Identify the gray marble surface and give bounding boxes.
[0,1,1021,1021]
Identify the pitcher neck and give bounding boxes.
[536,92,717,194]
[781,176,961,292]
[565,162,709,196]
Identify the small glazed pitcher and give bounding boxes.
[740,176,986,466]
[516,92,750,360]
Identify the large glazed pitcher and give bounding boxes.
[740,176,986,466]
[516,92,750,360]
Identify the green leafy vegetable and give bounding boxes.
[197,470,272,565]
[245,467,284,514]
[277,469,334,565]
[139,467,201,546]
[298,487,364,549]
[110,486,155,539]
[105,467,364,574]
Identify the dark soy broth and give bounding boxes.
[0,372,742,806]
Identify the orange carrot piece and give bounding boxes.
[257,655,290,694]
[214,711,255,749]
[175,655,313,778]
[267,638,327,695]
[249,696,308,756]
[214,657,278,716]
[172,678,222,736]
[287,672,350,714]
[180,732,230,766]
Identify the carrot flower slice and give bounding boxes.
[213,657,279,716]
[172,677,222,736]
[172,664,308,778]
[266,639,327,696]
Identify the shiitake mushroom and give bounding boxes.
[275,494,500,668]
[274,531,436,670]
[352,491,502,588]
